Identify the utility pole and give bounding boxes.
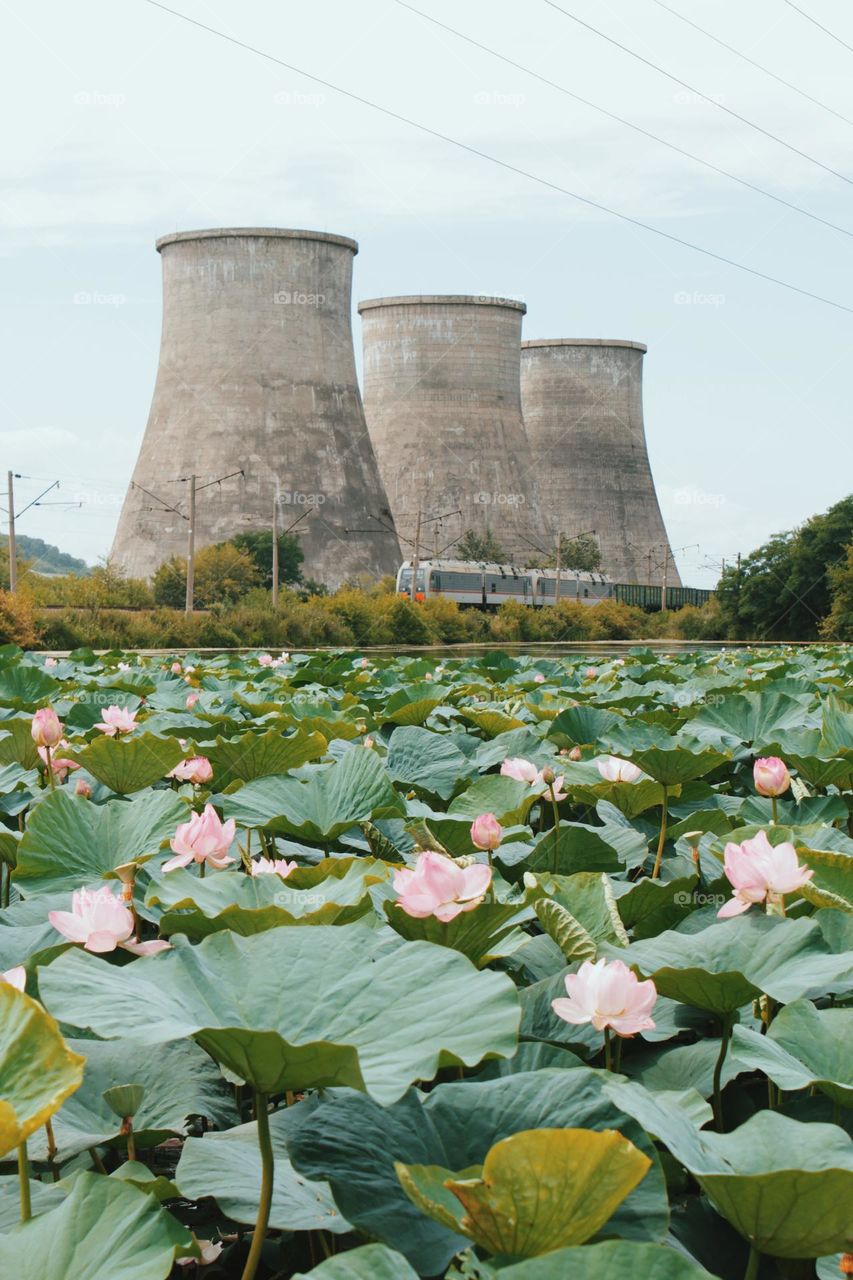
[6,472,16,595]
[554,530,562,604]
[410,508,422,602]
[185,474,196,615]
[647,548,653,587]
[661,543,669,612]
[271,493,280,609]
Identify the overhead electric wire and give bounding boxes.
[398,0,853,240]
[140,0,853,316]
[782,0,853,56]
[649,0,853,129]
[540,0,853,187]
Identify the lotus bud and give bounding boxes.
[31,707,63,748]
[171,661,182,674]
[523,871,538,891]
[568,746,582,761]
[753,757,790,797]
[75,778,92,799]
[541,766,556,786]
[470,812,502,851]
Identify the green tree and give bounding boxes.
[229,530,304,590]
[454,529,507,562]
[153,543,260,608]
[543,532,602,572]
[822,542,853,640]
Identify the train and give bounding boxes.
[395,559,713,612]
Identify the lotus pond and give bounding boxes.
[0,642,851,1280]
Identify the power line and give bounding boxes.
[540,0,853,187]
[649,0,853,128]
[398,0,853,240]
[782,0,853,56]
[139,0,853,316]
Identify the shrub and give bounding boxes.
[0,591,40,647]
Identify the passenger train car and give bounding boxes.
[395,559,713,611]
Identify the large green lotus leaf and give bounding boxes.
[574,777,673,820]
[685,691,809,746]
[731,999,853,1107]
[797,844,853,912]
[218,747,404,841]
[386,726,473,800]
[519,969,604,1057]
[287,1068,669,1274]
[38,927,520,1102]
[459,707,526,738]
[690,1113,853,1259]
[495,1240,716,1279]
[0,665,59,707]
[820,693,853,753]
[202,724,327,787]
[0,1178,64,1231]
[292,1244,418,1279]
[0,984,84,1159]
[176,1108,349,1233]
[623,1039,742,1100]
[525,822,645,876]
[27,1037,236,1163]
[398,1126,651,1256]
[383,899,527,966]
[615,876,700,939]
[63,689,141,732]
[0,1170,196,1278]
[384,684,449,726]
[618,746,730,787]
[605,915,853,1015]
[147,857,387,938]
[66,733,185,794]
[14,789,187,894]
[528,872,629,948]
[448,776,539,826]
[0,717,40,769]
[547,705,628,748]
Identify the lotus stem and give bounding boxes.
[743,1243,760,1280]
[45,747,56,792]
[89,1146,107,1174]
[712,1015,734,1131]
[199,861,205,879]
[651,786,668,879]
[17,1142,31,1222]
[603,1026,613,1072]
[240,1092,274,1280]
[771,796,778,825]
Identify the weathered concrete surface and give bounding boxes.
[111,228,400,587]
[358,295,549,562]
[520,340,681,586]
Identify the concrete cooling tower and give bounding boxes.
[111,228,401,588]
[520,340,680,586]
[358,295,548,563]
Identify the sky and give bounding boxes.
[2,0,853,588]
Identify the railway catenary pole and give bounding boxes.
[271,494,279,609]
[6,473,16,595]
[661,543,668,612]
[410,508,422,603]
[185,474,196,615]
[554,531,561,605]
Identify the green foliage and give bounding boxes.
[230,528,304,588]
[152,542,260,608]
[455,528,507,562]
[537,532,603,572]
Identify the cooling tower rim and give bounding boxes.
[156,228,359,254]
[358,294,526,314]
[521,338,647,353]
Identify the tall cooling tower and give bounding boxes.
[358,295,548,562]
[111,228,401,588]
[520,340,681,586]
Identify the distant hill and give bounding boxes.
[1,534,89,577]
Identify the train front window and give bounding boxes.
[399,569,425,591]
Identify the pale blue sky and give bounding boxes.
[2,0,852,586]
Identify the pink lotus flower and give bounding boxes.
[163,804,236,873]
[585,667,597,679]
[257,653,274,667]
[49,887,169,956]
[393,850,492,922]
[75,778,92,799]
[471,812,503,851]
[38,741,80,783]
[117,661,132,672]
[177,1239,223,1268]
[44,657,58,669]
[533,672,546,684]
[169,756,213,785]
[31,707,63,749]
[718,830,813,918]
[171,661,183,674]
[552,957,657,1036]
[753,757,791,797]
[94,705,137,736]
[186,692,199,710]
[597,756,642,784]
[1,965,26,991]
[250,856,298,877]
[500,757,567,798]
